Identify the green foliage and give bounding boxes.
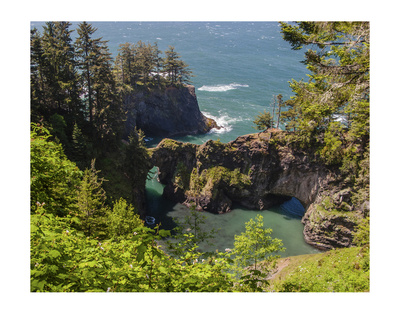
[124,128,152,189]
[76,160,107,238]
[70,123,88,168]
[30,123,82,216]
[49,114,69,149]
[114,41,192,89]
[279,22,369,173]
[353,217,370,248]
[229,214,285,291]
[253,110,273,130]
[273,247,369,292]
[189,166,251,198]
[319,121,344,165]
[163,45,193,86]
[107,198,143,239]
[31,204,234,292]
[173,162,191,191]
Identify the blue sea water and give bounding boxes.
[31,21,319,256]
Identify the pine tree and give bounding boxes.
[253,110,273,130]
[30,28,46,122]
[31,22,83,130]
[163,46,193,86]
[75,22,101,125]
[279,22,369,169]
[75,22,124,149]
[114,42,134,90]
[71,122,88,167]
[76,159,107,237]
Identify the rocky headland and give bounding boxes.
[151,129,369,250]
[124,85,219,138]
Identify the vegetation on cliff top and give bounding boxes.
[252,21,369,251]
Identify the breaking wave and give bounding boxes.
[198,83,249,92]
[203,111,245,133]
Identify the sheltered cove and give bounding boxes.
[150,130,368,250]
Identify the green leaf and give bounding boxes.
[48,250,61,259]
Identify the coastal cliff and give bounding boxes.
[124,85,219,138]
[151,129,369,250]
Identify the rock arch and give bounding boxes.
[151,131,366,250]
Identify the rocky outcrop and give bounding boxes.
[124,85,219,138]
[151,129,369,250]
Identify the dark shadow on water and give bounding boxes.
[145,186,179,231]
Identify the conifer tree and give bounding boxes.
[279,22,369,169]
[163,46,193,86]
[114,42,134,90]
[76,160,107,237]
[31,22,82,125]
[30,28,46,121]
[75,22,124,148]
[75,22,102,125]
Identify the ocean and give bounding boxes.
[31,21,319,256]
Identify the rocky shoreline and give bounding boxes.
[151,129,368,250]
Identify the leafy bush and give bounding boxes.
[31,123,82,216]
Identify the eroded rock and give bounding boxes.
[151,130,368,249]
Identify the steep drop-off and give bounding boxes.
[151,129,369,250]
[124,85,219,138]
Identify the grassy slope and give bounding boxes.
[266,247,369,292]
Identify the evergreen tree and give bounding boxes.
[75,22,102,125]
[71,122,88,168]
[30,28,46,122]
[114,42,135,90]
[40,22,82,119]
[253,110,273,130]
[75,22,124,149]
[107,198,143,238]
[163,46,193,86]
[124,128,152,189]
[279,22,369,169]
[76,160,107,238]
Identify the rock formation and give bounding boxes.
[151,129,369,250]
[124,85,219,138]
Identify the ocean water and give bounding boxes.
[31,21,319,256]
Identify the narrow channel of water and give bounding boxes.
[145,167,320,257]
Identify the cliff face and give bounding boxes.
[151,130,368,250]
[124,85,218,138]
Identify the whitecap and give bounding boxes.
[198,83,249,92]
[203,111,245,133]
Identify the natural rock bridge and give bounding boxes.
[150,130,367,250]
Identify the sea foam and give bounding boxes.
[203,111,245,133]
[198,83,249,92]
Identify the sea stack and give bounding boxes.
[124,85,220,138]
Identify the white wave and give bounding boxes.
[198,83,249,92]
[203,111,244,133]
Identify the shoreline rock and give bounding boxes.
[124,85,220,138]
[151,130,368,250]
